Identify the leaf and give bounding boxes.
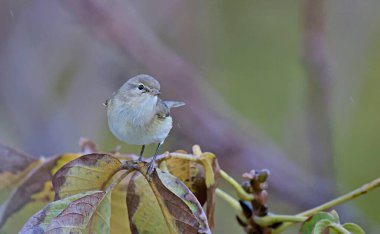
[127,172,169,234]
[127,168,211,234]
[342,223,365,234]
[0,153,81,233]
[204,153,220,228]
[150,169,210,233]
[159,151,207,205]
[189,145,220,228]
[329,210,340,222]
[159,147,221,228]
[299,211,338,234]
[0,143,41,206]
[110,174,132,234]
[53,153,122,199]
[50,153,82,176]
[313,219,333,234]
[20,190,111,233]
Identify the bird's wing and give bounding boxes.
[155,100,185,118]
[156,99,170,118]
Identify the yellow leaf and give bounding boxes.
[53,153,122,199]
[50,153,82,176]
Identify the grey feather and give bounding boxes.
[155,100,185,118]
[163,101,186,109]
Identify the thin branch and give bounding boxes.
[254,215,306,227]
[215,188,242,214]
[220,170,254,201]
[273,177,380,233]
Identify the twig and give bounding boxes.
[215,188,242,214]
[220,170,254,201]
[254,215,306,227]
[273,177,380,233]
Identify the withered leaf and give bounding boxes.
[21,190,111,234]
[0,142,41,207]
[128,168,211,234]
[159,148,220,228]
[159,156,207,205]
[127,172,169,233]
[0,153,82,233]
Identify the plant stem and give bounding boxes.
[105,169,131,193]
[329,223,351,234]
[216,188,242,213]
[215,187,308,227]
[220,170,254,201]
[273,177,380,233]
[254,215,306,227]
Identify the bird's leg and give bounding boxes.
[147,143,161,175]
[138,145,145,161]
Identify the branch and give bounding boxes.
[273,177,380,233]
[303,0,335,200]
[220,170,254,201]
[65,0,335,208]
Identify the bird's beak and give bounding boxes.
[150,89,160,96]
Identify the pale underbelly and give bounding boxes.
[109,116,173,145]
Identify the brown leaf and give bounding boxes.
[127,172,169,233]
[0,142,41,204]
[0,156,56,231]
[0,153,82,233]
[205,155,221,228]
[21,190,111,234]
[159,156,207,205]
[158,147,221,228]
[127,166,211,234]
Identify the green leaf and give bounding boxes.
[313,219,332,234]
[343,223,365,234]
[299,211,337,234]
[329,210,340,222]
[21,190,111,233]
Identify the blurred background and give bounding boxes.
[1,0,380,233]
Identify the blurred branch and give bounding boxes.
[220,170,253,201]
[303,0,335,200]
[65,0,334,208]
[274,176,380,233]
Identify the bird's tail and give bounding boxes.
[163,101,186,109]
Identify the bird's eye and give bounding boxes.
[138,84,145,90]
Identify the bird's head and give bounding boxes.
[105,74,161,109]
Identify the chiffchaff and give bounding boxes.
[104,74,185,174]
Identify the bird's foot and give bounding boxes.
[146,161,155,181]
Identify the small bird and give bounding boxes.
[104,74,185,174]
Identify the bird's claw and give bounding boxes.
[146,161,155,181]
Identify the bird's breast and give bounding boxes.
[108,106,173,145]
